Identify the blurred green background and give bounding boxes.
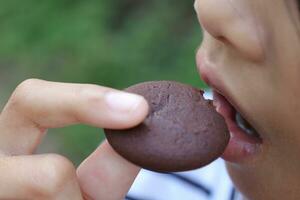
[0,0,204,165]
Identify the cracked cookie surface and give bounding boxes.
[104,81,229,172]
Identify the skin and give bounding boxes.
[194,0,300,199]
[1,1,300,199]
[0,79,149,199]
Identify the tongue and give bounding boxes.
[235,112,260,138]
[213,91,260,138]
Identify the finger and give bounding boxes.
[0,154,83,200]
[0,79,149,155]
[77,141,140,200]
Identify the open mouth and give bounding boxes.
[212,90,262,163]
[196,49,263,163]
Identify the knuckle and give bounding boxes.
[8,79,40,110]
[43,154,76,192]
[70,85,107,122]
[15,79,39,96]
[34,154,76,197]
[77,84,107,104]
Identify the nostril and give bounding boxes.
[216,36,229,44]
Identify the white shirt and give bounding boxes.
[126,159,243,200]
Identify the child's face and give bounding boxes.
[194,0,300,199]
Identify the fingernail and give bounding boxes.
[105,91,144,113]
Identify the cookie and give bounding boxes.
[104,81,229,172]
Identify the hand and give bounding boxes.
[0,79,149,200]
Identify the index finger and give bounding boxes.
[0,79,148,155]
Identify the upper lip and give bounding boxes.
[196,50,239,114]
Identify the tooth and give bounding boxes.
[213,99,221,112]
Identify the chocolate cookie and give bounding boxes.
[104,81,229,172]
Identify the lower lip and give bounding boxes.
[213,91,262,163]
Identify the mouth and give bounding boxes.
[197,52,263,163]
[213,91,262,163]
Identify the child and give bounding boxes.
[0,0,299,199]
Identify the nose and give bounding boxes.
[194,0,230,41]
[194,0,264,61]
